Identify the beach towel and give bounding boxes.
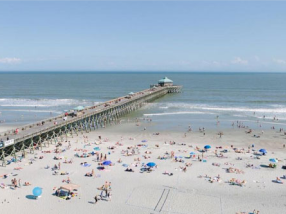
[83,163,91,167]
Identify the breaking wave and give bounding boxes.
[154,103,286,114]
[0,98,99,107]
[144,111,215,116]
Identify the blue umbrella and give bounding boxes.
[102,161,112,165]
[204,145,211,149]
[146,162,156,167]
[190,152,196,155]
[269,158,278,163]
[93,147,100,151]
[259,149,267,153]
[33,187,42,197]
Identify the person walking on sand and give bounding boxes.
[58,162,61,170]
[103,181,109,197]
[107,191,112,201]
[94,195,100,204]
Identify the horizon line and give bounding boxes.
[1,70,286,73]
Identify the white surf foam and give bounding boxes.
[155,103,286,114]
[0,98,99,107]
[3,109,63,114]
[144,111,215,116]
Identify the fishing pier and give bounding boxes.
[0,77,181,166]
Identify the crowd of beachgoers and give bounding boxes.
[0,116,286,214]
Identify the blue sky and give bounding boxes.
[0,1,285,72]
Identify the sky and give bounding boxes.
[0,1,285,72]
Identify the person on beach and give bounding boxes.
[94,195,101,204]
[107,191,112,201]
[104,181,109,196]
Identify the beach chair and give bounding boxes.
[0,183,8,189]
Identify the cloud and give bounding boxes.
[212,61,221,66]
[254,56,260,62]
[231,57,248,65]
[273,58,286,65]
[0,57,21,64]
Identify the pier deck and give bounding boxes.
[0,85,181,165]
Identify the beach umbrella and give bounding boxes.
[93,147,100,151]
[102,161,112,166]
[269,158,278,163]
[142,140,147,142]
[33,187,42,197]
[204,145,211,149]
[147,162,156,167]
[74,106,84,111]
[259,149,267,153]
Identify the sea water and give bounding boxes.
[0,72,286,131]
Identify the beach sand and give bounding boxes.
[0,119,286,214]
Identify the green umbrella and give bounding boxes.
[74,106,84,111]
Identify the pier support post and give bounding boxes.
[29,138,34,154]
[1,150,6,167]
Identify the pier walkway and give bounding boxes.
[0,83,181,166]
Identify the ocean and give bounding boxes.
[0,72,286,131]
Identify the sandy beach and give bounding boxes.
[1,118,286,214]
